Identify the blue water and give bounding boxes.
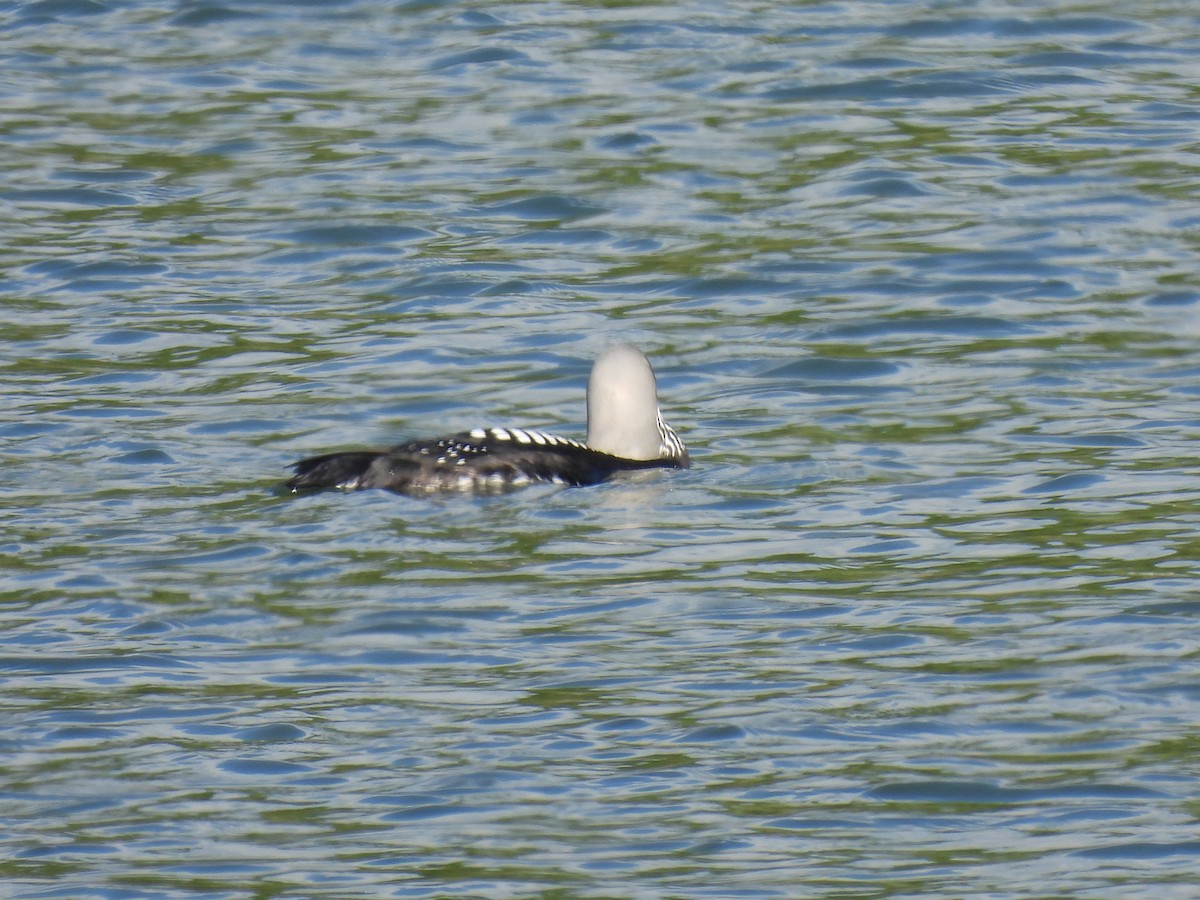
[3,1,1200,896]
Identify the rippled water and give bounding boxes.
[4,0,1200,896]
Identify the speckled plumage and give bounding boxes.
[285,347,688,496]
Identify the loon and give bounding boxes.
[285,344,689,495]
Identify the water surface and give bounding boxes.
[3,1,1200,897]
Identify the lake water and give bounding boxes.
[3,1,1200,896]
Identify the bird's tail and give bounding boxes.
[285,451,382,492]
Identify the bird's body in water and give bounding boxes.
[284,344,688,496]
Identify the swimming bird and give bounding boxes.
[284,344,688,495]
